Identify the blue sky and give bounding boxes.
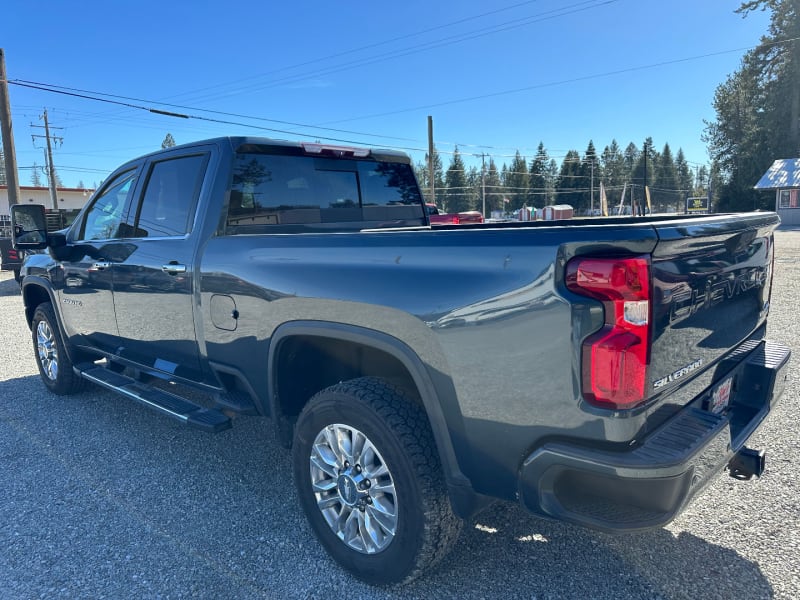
[2,0,770,189]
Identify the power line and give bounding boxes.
[6,3,615,145]
[168,1,618,106]
[164,0,554,102]
[323,36,800,126]
[9,79,421,144]
[7,80,427,150]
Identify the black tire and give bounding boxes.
[13,268,21,283]
[292,377,462,586]
[31,302,86,395]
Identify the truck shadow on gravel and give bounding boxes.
[0,374,774,600]
[0,276,21,297]
[417,502,775,599]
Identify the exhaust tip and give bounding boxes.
[728,447,766,481]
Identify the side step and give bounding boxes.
[76,363,232,433]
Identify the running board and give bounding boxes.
[76,364,232,433]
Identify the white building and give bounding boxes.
[754,159,800,226]
[0,185,95,219]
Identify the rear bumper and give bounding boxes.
[518,340,791,532]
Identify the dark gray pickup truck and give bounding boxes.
[11,137,791,585]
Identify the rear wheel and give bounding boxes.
[31,302,86,395]
[292,377,461,585]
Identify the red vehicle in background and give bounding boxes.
[425,203,484,225]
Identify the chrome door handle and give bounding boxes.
[162,263,187,275]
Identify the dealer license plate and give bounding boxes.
[708,377,733,414]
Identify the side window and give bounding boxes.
[133,154,208,238]
[79,170,137,241]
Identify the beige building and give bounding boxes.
[0,185,95,219]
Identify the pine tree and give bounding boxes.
[704,1,800,210]
[623,142,640,178]
[504,151,529,211]
[161,133,176,149]
[484,159,503,214]
[652,143,678,212]
[465,166,481,214]
[695,165,709,196]
[31,162,43,187]
[675,149,693,211]
[738,0,800,154]
[546,159,558,205]
[420,147,445,205]
[500,163,509,205]
[601,140,626,190]
[632,138,657,212]
[444,147,469,213]
[557,150,583,208]
[580,140,599,213]
[528,142,550,207]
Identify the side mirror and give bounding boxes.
[11,204,48,250]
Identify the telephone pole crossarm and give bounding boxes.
[30,109,63,209]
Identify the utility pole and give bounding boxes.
[481,153,486,219]
[31,108,63,209]
[589,158,594,215]
[642,144,647,217]
[0,48,21,207]
[427,116,435,206]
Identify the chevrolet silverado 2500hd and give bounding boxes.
[11,137,790,585]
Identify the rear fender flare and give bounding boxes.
[267,320,471,497]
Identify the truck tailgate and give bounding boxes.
[648,213,778,402]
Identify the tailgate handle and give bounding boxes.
[91,261,112,271]
[162,262,187,275]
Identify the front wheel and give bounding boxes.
[31,302,85,395]
[292,377,462,586]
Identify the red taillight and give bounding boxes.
[8,249,18,260]
[451,215,461,224]
[566,256,651,409]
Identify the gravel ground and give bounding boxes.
[0,229,798,599]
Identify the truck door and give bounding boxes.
[111,152,210,382]
[58,168,140,354]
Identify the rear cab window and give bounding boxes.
[225,145,425,234]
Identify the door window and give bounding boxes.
[133,154,208,237]
[78,170,137,241]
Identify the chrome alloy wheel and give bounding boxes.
[36,320,59,381]
[309,423,398,554]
